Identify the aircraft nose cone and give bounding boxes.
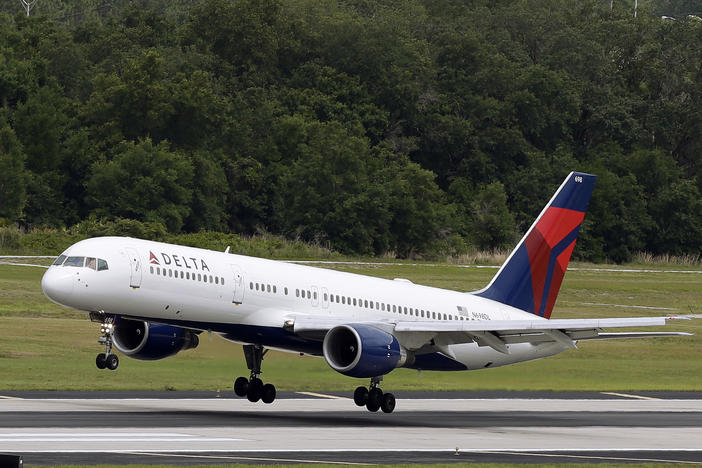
[41,267,74,306]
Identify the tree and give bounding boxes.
[0,117,27,223]
[86,139,193,231]
[470,182,516,251]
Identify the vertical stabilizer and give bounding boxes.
[473,172,596,318]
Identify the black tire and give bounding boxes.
[106,354,119,370]
[234,377,249,397]
[95,353,106,369]
[381,392,396,413]
[247,378,263,402]
[261,383,276,404]
[366,387,382,412]
[353,386,368,406]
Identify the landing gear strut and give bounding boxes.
[91,312,119,371]
[353,376,396,413]
[233,344,276,404]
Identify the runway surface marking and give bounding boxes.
[601,392,662,401]
[295,391,349,400]
[132,451,371,465]
[2,397,698,412]
[578,302,677,311]
[482,450,701,464]
[0,431,243,443]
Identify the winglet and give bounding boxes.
[473,172,596,318]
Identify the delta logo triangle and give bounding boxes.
[149,251,160,265]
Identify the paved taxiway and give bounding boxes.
[1,391,701,465]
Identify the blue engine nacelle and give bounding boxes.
[322,324,412,378]
[112,318,199,361]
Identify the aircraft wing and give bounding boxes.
[393,316,695,354]
[292,315,696,354]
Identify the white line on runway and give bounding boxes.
[131,451,372,465]
[0,438,241,442]
[482,450,701,464]
[0,262,48,268]
[296,391,349,400]
[577,302,677,311]
[600,392,662,400]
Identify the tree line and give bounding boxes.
[1,0,701,262]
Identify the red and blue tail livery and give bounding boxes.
[474,172,596,318]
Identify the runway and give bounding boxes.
[1,391,701,465]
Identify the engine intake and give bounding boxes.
[322,324,412,378]
[112,318,199,361]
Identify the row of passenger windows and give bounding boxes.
[323,292,464,320]
[250,281,458,320]
[149,265,225,285]
[53,255,109,271]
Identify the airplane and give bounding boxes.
[40,171,695,413]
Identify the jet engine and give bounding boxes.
[112,318,199,361]
[322,324,412,378]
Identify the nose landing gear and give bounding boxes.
[91,311,119,371]
[354,376,396,413]
[233,344,276,404]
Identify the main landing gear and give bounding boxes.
[233,344,276,404]
[91,312,119,371]
[353,376,396,413]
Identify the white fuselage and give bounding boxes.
[42,236,569,372]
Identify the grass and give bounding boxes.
[0,262,700,392]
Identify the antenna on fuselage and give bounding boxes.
[224,246,230,254]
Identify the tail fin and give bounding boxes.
[473,172,596,318]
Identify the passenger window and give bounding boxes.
[267,285,271,293]
[150,266,154,274]
[313,291,317,300]
[221,278,225,285]
[273,286,277,293]
[308,290,312,299]
[210,275,214,283]
[215,277,219,285]
[353,298,357,306]
[198,274,202,281]
[169,270,173,278]
[97,259,108,271]
[296,289,299,297]
[64,256,85,267]
[52,255,67,266]
[187,272,190,280]
[342,297,346,304]
[284,287,288,295]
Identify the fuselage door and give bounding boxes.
[125,247,142,288]
[231,265,244,304]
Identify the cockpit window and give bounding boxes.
[53,255,67,266]
[64,256,85,267]
[97,259,109,271]
[86,257,97,270]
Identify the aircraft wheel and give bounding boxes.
[353,386,368,406]
[366,387,382,412]
[95,353,107,370]
[381,392,396,413]
[261,383,276,404]
[106,354,119,370]
[234,377,249,397]
[247,378,263,402]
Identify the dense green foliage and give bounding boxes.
[1,0,701,261]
